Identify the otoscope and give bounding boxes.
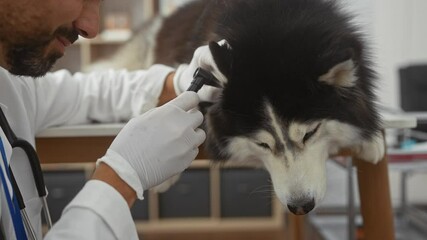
[186,67,221,92]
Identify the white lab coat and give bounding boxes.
[0,64,174,240]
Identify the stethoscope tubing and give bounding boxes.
[0,107,52,239]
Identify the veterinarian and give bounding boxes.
[0,0,224,239]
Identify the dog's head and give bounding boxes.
[202,0,380,215]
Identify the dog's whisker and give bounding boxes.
[248,184,274,196]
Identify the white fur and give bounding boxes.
[226,137,265,167]
[253,130,276,149]
[324,120,385,163]
[319,59,357,87]
[156,101,385,209]
[265,104,286,144]
[222,102,384,209]
[354,133,385,164]
[324,120,363,153]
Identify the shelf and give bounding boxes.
[76,30,133,45]
[50,0,160,73]
[135,218,283,233]
[42,161,285,235]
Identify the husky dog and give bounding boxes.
[92,0,385,215]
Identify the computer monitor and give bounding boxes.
[399,64,427,112]
[399,64,427,133]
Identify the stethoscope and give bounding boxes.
[0,107,52,240]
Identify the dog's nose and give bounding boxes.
[287,198,315,215]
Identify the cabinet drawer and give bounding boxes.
[131,192,149,220]
[220,169,272,217]
[44,170,87,223]
[159,169,210,218]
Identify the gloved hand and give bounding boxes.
[173,40,228,102]
[97,92,206,199]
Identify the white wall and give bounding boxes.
[372,0,427,108]
[340,0,427,108]
[321,0,427,209]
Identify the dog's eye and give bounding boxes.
[256,142,272,150]
[303,123,321,143]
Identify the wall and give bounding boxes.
[372,0,427,108]
[321,0,427,209]
[340,0,427,108]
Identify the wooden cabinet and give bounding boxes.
[37,124,285,236]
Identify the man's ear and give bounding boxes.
[318,49,357,87]
[209,41,233,85]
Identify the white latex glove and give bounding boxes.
[97,92,206,199]
[173,40,228,102]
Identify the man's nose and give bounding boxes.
[73,1,100,39]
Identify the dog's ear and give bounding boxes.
[318,48,357,87]
[209,41,233,85]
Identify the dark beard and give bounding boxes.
[7,43,62,77]
[5,26,78,77]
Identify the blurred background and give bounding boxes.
[43,1,427,239]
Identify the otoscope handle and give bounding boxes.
[187,75,204,92]
[186,67,219,93]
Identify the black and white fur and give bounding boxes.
[90,0,384,215]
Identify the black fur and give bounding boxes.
[155,0,381,160]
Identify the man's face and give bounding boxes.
[0,0,100,77]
